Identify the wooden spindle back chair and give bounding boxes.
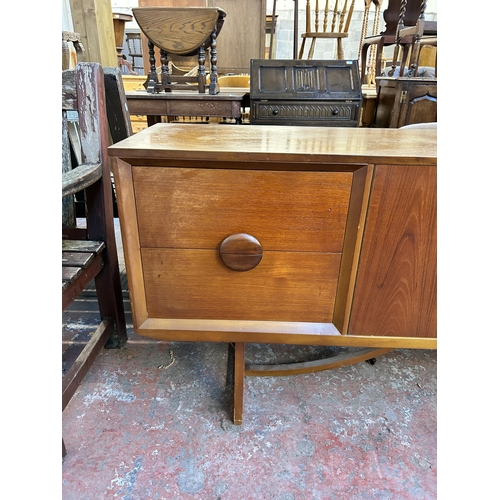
[298,0,355,60]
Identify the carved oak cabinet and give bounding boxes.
[109,124,437,423]
[250,59,362,126]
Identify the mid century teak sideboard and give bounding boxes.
[109,124,437,423]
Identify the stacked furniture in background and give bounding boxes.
[372,0,437,127]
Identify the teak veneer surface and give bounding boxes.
[142,249,342,322]
[110,124,436,350]
[349,165,437,338]
[132,168,351,251]
[108,124,436,165]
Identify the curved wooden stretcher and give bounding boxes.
[227,343,392,424]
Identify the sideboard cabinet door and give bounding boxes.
[348,165,437,338]
[374,77,437,128]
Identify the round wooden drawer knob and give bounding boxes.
[219,233,263,272]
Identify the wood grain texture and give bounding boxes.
[233,342,245,425]
[348,165,437,338]
[137,0,265,75]
[219,233,263,272]
[110,123,437,347]
[111,157,149,329]
[206,0,266,74]
[69,0,117,67]
[108,123,437,166]
[133,167,352,252]
[132,7,222,54]
[333,165,374,333]
[136,318,435,349]
[125,92,244,120]
[141,248,342,322]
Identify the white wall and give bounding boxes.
[103,0,438,71]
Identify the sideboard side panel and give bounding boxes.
[348,164,437,338]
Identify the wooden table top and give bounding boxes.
[109,123,437,166]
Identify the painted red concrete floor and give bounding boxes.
[62,221,436,498]
[63,332,436,499]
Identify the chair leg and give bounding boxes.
[94,265,127,349]
[307,38,316,59]
[375,39,385,79]
[298,38,306,59]
[337,39,344,60]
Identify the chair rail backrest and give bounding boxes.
[380,0,422,36]
[305,0,355,34]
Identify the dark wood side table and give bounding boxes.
[125,90,247,125]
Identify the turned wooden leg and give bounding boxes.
[233,342,245,425]
[145,40,158,93]
[160,49,171,92]
[198,46,206,94]
[337,39,344,60]
[208,29,219,95]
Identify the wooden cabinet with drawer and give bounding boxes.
[133,167,351,323]
[250,59,362,126]
[109,124,437,423]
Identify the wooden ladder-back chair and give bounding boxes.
[298,0,355,60]
[62,62,128,457]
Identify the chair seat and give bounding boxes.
[62,239,105,310]
[301,32,349,39]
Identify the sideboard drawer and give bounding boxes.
[141,248,342,322]
[251,100,360,126]
[133,167,352,252]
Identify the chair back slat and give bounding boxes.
[306,0,354,35]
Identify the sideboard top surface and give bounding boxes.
[108,124,437,165]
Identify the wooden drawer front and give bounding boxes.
[142,248,341,322]
[133,168,352,252]
[251,101,360,126]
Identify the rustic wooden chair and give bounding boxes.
[359,0,424,84]
[62,62,128,457]
[298,0,355,60]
